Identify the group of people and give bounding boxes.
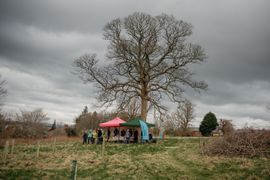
[113,128,139,144]
[82,128,104,144]
[82,128,139,144]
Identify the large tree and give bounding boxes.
[74,12,207,120]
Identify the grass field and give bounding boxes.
[0,137,269,179]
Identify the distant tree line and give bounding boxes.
[0,109,51,139]
[72,106,131,136]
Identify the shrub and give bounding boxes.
[64,125,77,137]
[220,119,234,136]
[203,128,270,157]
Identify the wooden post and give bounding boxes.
[3,140,9,164]
[101,131,106,160]
[36,140,40,159]
[70,160,78,180]
[102,133,106,159]
[11,139,15,154]
[53,138,56,153]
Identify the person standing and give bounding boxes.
[92,129,97,144]
[82,130,87,144]
[107,128,111,142]
[134,129,138,143]
[121,129,126,141]
[125,129,130,144]
[97,129,102,144]
[114,128,119,137]
[87,129,93,144]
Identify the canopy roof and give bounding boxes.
[99,117,126,127]
[120,117,155,127]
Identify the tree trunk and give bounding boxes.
[140,97,148,120]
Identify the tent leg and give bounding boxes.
[118,127,120,143]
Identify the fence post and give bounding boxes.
[3,140,9,164]
[36,140,40,159]
[53,138,56,153]
[102,139,105,158]
[70,160,78,180]
[11,139,15,154]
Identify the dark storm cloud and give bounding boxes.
[0,0,269,127]
[0,1,106,33]
[0,0,154,33]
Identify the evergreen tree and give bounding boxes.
[82,106,88,115]
[199,112,218,136]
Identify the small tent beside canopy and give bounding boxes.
[120,117,155,142]
[120,117,155,127]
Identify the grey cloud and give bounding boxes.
[1,66,96,123]
[193,79,270,106]
[0,0,156,33]
[0,1,106,33]
[0,0,269,127]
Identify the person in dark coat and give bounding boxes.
[82,131,87,144]
[133,130,138,143]
[114,128,119,137]
[121,129,126,137]
[97,129,103,144]
[107,128,111,142]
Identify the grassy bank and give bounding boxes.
[0,137,269,179]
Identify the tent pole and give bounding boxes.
[118,126,120,142]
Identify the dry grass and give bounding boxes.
[0,137,269,179]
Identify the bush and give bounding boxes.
[199,112,218,136]
[203,128,270,157]
[64,125,77,137]
[220,119,234,136]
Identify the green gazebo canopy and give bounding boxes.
[120,117,155,127]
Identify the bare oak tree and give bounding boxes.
[173,100,195,132]
[74,12,207,120]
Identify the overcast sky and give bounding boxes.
[0,0,269,128]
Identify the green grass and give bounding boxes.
[0,137,269,179]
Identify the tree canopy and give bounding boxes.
[74,12,207,120]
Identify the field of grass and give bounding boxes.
[0,137,269,179]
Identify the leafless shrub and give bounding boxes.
[219,119,234,136]
[0,109,49,139]
[162,100,195,136]
[203,128,270,157]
